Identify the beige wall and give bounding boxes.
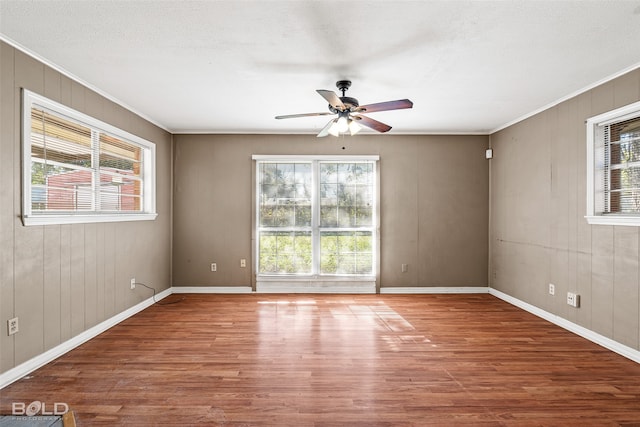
[172,133,489,289]
[0,41,173,375]
[489,68,640,350]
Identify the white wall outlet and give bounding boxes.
[401,264,408,273]
[548,283,555,295]
[567,292,580,308]
[211,263,217,272]
[240,259,246,268]
[130,278,136,290]
[7,317,18,335]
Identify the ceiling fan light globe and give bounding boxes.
[328,120,341,137]
[337,116,349,133]
[349,120,362,135]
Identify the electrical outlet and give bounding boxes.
[401,264,408,273]
[130,278,136,290]
[7,317,18,335]
[548,283,555,295]
[211,263,217,272]
[240,259,246,268]
[567,292,580,308]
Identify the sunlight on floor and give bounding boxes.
[256,297,424,352]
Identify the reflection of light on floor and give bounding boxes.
[257,300,317,305]
[381,335,434,352]
[257,297,429,352]
[253,296,441,403]
[370,304,415,332]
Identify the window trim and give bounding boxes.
[252,154,379,281]
[586,100,640,226]
[22,89,157,226]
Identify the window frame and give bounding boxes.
[586,100,640,226]
[22,89,157,226]
[253,154,379,280]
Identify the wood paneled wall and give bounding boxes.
[490,68,640,351]
[172,134,489,289]
[0,41,173,374]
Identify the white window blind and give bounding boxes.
[605,117,640,213]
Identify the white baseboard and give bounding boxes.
[380,286,490,294]
[172,286,253,294]
[0,287,172,389]
[489,288,640,364]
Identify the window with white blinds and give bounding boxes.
[254,155,378,277]
[22,89,157,225]
[586,100,640,225]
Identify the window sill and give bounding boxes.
[257,275,376,281]
[256,275,376,294]
[585,215,640,227]
[22,213,158,226]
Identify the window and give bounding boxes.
[587,101,640,226]
[254,155,378,277]
[22,89,156,225]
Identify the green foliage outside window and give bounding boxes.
[259,232,312,273]
[320,232,372,274]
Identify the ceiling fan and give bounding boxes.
[275,80,413,137]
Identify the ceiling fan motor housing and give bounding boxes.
[329,96,359,113]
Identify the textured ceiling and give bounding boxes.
[1,0,640,135]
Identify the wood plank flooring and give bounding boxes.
[2,294,640,426]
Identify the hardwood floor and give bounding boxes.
[2,294,640,426]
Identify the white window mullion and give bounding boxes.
[311,160,321,276]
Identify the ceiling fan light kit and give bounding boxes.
[275,80,413,137]
[326,116,362,137]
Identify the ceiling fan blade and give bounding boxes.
[317,90,346,111]
[317,118,336,138]
[275,112,334,119]
[352,115,392,133]
[356,99,413,113]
